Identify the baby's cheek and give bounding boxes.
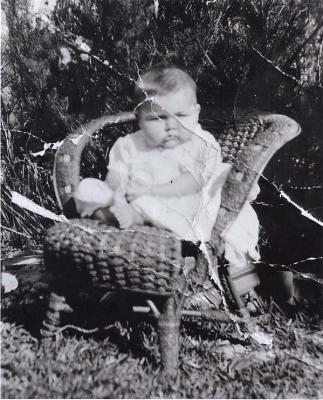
[178,126,194,142]
[143,121,166,142]
[179,116,197,133]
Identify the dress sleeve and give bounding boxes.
[107,136,131,190]
[194,130,222,186]
[202,134,222,183]
[178,130,222,189]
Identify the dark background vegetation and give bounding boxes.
[1,0,323,271]
[1,2,323,398]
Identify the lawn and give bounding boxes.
[1,266,323,399]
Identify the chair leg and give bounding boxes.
[40,292,73,338]
[157,297,180,377]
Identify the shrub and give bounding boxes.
[1,0,322,262]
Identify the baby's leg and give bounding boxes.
[110,203,144,229]
[131,195,200,241]
[224,203,260,268]
[92,207,120,227]
[74,178,146,228]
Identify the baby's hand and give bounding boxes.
[113,189,128,207]
[126,181,151,202]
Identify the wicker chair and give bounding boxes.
[41,110,300,376]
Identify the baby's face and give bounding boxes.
[138,88,200,150]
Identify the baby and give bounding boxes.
[74,65,260,268]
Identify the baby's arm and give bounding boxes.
[150,172,200,197]
[105,169,122,192]
[105,137,132,205]
[127,172,200,201]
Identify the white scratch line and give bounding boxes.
[279,189,323,227]
[11,191,69,223]
[279,184,323,190]
[256,173,323,228]
[30,140,62,157]
[154,0,159,16]
[252,47,303,85]
[30,131,90,157]
[255,256,323,270]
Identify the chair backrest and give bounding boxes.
[53,110,301,244]
[210,112,301,249]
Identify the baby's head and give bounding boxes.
[134,65,200,149]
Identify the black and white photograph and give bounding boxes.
[1,0,323,398]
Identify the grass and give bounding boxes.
[1,123,58,249]
[1,283,323,398]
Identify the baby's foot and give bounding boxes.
[92,207,120,227]
[110,204,144,229]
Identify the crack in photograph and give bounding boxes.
[1,0,323,398]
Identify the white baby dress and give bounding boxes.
[108,124,260,268]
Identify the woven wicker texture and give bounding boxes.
[210,114,301,251]
[47,111,300,299]
[44,219,210,295]
[218,114,264,163]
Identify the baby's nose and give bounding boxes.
[165,115,177,131]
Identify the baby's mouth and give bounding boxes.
[164,135,178,142]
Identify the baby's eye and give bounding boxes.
[146,116,158,121]
[176,114,188,118]
[146,114,168,121]
[146,115,161,121]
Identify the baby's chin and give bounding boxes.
[162,135,193,149]
[161,139,180,149]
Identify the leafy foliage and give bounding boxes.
[3,0,322,132]
[1,0,323,264]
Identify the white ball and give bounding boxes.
[74,178,113,207]
[2,273,18,293]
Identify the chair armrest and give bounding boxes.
[53,112,135,210]
[209,114,301,252]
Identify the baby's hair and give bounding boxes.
[134,64,197,114]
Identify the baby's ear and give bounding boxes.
[195,104,201,118]
[136,113,143,129]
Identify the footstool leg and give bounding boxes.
[157,297,180,377]
[40,292,73,338]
